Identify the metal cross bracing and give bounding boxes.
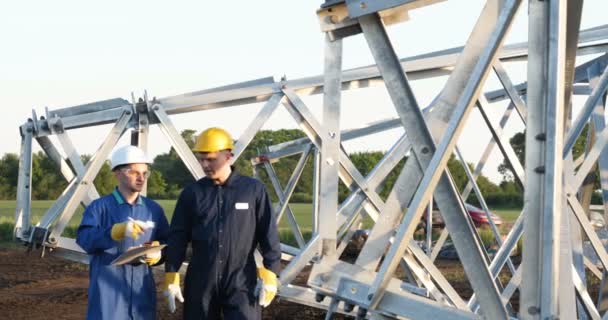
[11,0,608,318]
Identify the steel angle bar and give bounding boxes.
[263,161,306,248]
[36,136,77,183]
[425,201,432,256]
[583,256,602,280]
[362,0,520,313]
[477,97,525,186]
[558,3,586,312]
[572,119,608,188]
[280,243,301,257]
[36,136,98,205]
[267,117,402,158]
[334,277,478,320]
[47,236,89,265]
[498,265,521,309]
[48,98,129,119]
[522,0,573,317]
[337,190,373,232]
[337,133,409,227]
[520,1,574,316]
[312,148,321,235]
[587,63,608,221]
[574,121,597,320]
[344,0,444,19]
[281,90,324,148]
[131,109,150,196]
[271,144,313,225]
[280,234,320,286]
[279,285,356,317]
[281,89,390,231]
[567,192,608,272]
[36,178,80,229]
[43,108,128,134]
[485,54,607,105]
[232,93,283,161]
[487,55,607,107]
[336,212,364,257]
[47,110,132,243]
[468,211,524,309]
[159,84,279,116]
[575,54,608,84]
[430,227,449,262]
[353,157,423,272]
[400,248,454,307]
[337,151,386,212]
[55,131,101,203]
[317,32,343,256]
[324,297,340,320]
[564,63,608,158]
[407,241,468,309]
[455,147,516,274]
[151,104,204,180]
[14,127,33,239]
[461,101,519,208]
[492,61,528,120]
[521,1,552,317]
[573,264,602,320]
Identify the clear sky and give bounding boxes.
[1,1,606,182]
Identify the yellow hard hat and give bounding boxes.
[193,127,234,153]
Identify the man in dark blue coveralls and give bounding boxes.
[77,145,170,320]
[163,127,281,320]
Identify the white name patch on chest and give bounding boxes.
[235,202,249,210]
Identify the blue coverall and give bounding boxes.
[76,188,170,320]
[165,170,281,320]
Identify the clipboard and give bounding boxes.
[111,244,167,266]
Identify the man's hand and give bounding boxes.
[111,218,154,241]
[143,241,161,266]
[256,267,278,307]
[164,272,184,313]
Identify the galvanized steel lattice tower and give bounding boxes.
[13,0,608,319]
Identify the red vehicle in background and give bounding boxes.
[464,203,503,227]
[421,203,503,229]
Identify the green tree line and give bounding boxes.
[0,129,521,206]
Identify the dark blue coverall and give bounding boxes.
[165,170,281,320]
[77,188,170,320]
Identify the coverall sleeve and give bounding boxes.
[155,208,170,244]
[152,204,171,266]
[76,202,116,254]
[165,187,193,273]
[255,184,282,274]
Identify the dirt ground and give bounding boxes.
[0,246,348,320]
[0,244,525,319]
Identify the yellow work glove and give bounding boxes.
[143,241,161,266]
[110,218,151,241]
[256,267,278,307]
[164,272,184,313]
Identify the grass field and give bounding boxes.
[0,200,522,243]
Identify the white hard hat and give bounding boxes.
[110,145,151,170]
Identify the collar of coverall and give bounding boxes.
[112,187,144,205]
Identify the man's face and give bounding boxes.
[114,163,149,193]
[196,150,232,180]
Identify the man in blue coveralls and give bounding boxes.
[76,145,170,320]
[163,127,281,319]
